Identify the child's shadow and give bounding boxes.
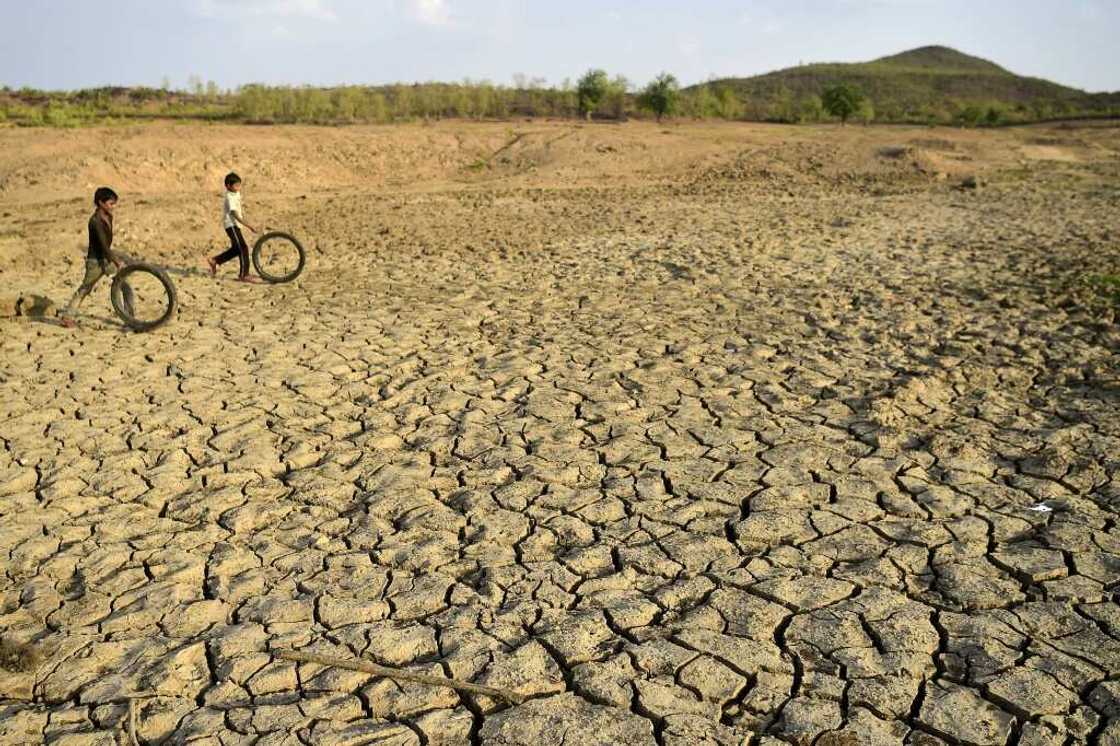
[161,264,210,280]
[120,251,270,283]
[18,294,57,319]
[19,294,132,331]
[17,295,68,327]
[114,251,207,281]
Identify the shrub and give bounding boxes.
[44,103,79,127]
[1088,275,1120,306]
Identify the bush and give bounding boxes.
[44,103,79,127]
[1088,275,1120,306]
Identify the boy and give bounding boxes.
[208,172,259,282]
[60,186,123,327]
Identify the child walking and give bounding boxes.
[60,186,123,327]
[208,172,259,282]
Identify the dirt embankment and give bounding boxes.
[3,119,1116,293]
[4,119,1107,202]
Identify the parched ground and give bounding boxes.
[1,120,1119,745]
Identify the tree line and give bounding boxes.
[0,70,1112,127]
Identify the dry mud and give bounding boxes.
[1,120,1120,745]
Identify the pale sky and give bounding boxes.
[3,1,1118,93]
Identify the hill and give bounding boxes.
[699,45,1119,124]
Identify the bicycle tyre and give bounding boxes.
[252,231,306,283]
[110,263,177,332]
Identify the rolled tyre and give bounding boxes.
[252,231,306,283]
[117,278,137,319]
[110,263,177,332]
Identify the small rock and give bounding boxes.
[919,681,1014,745]
[0,294,21,318]
[0,637,43,672]
[480,693,655,745]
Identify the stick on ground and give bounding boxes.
[128,698,140,746]
[275,650,528,705]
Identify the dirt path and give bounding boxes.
[1,121,1119,744]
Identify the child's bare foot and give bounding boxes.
[207,258,217,277]
[236,275,260,283]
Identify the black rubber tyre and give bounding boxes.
[110,263,177,332]
[252,231,306,283]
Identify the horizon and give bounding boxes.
[2,1,1118,94]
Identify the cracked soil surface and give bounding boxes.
[1,120,1119,744]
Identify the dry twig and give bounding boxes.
[275,650,527,704]
[128,697,140,746]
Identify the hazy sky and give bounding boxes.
[3,1,1118,92]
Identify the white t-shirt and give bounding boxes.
[222,191,242,230]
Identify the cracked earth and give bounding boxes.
[1,121,1119,744]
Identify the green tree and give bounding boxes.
[606,75,630,119]
[236,84,274,121]
[1031,100,1053,121]
[956,104,984,127]
[559,78,578,117]
[797,94,825,123]
[577,69,609,120]
[821,84,863,124]
[716,86,743,120]
[686,84,720,118]
[367,91,389,122]
[856,98,875,125]
[391,84,414,120]
[638,73,680,122]
[472,81,501,119]
[332,87,362,120]
[768,85,796,122]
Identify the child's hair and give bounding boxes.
[93,186,118,206]
[224,172,242,189]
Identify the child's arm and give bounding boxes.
[231,209,258,234]
[92,218,122,267]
